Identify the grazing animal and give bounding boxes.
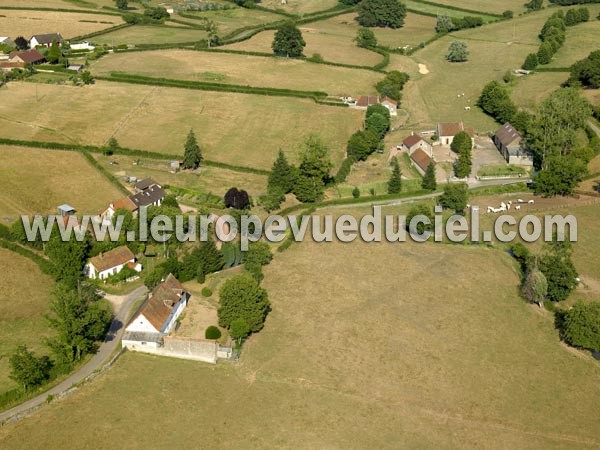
[517,199,525,203]
[528,200,534,204]
[515,205,521,211]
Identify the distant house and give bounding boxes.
[122,274,190,348]
[0,61,25,72]
[0,37,16,48]
[493,123,533,167]
[30,33,63,48]
[8,49,45,65]
[85,245,141,280]
[380,96,398,117]
[410,148,434,175]
[403,133,433,157]
[437,122,475,147]
[101,184,165,222]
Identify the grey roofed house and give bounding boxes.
[0,37,16,48]
[493,123,533,166]
[129,184,165,208]
[30,33,63,47]
[134,178,160,192]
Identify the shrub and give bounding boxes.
[205,326,222,340]
[560,301,600,352]
[352,187,361,198]
[201,287,213,297]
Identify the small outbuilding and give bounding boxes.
[493,123,533,166]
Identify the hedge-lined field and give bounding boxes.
[89,25,208,45]
[175,7,283,36]
[224,15,384,67]
[90,49,382,95]
[547,15,600,68]
[0,145,123,220]
[259,0,340,15]
[0,248,55,394]
[0,82,363,170]
[0,9,122,39]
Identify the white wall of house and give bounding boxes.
[126,314,161,334]
[86,259,136,280]
[162,297,188,334]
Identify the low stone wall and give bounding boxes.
[125,336,220,364]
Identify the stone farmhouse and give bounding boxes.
[7,49,45,65]
[409,148,434,175]
[354,95,398,116]
[85,245,142,280]
[403,133,433,157]
[437,122,475,147]
[493,123,534,167]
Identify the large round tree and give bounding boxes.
[272,22,306,57]
[358,0,407,29]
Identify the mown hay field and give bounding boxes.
[2,232,600,448]
[0,145,123,220]
[510,72,569,112]
[0,82,363,170]
[258,0,339,15]
[0,248,54,393]
[89,25,207,46]
[224,14,384,67]
[90,49,383,95]
[0,9,122,39]
[173,7,282,36]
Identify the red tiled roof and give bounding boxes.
[381,96,398,106]
[403,134,424,148]
[134,274,187,331]
[0,61,25,70]
[88,246,135,273]
[113,196,137,212]
[8,49,45,64]
[410,148,433,172]
[437,122,475,138]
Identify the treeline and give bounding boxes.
[0,137,270,176]
[434,15,484,33]
[550,0,600,4]
[522,8,590,70]
[567,50,600,89]
[510,240,600,356]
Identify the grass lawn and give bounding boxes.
[224,14,385,67]
[0,81,363,170]
[419,0,527,15]
[0,145,123,221]
[2,232,600,447]
[510,72,569,112]
[174,7,282,36]
[403,0,498,21]
[374,13,437,49]
[548,19,600,68]
[477,164,528,176]
[90,49,383,95]
[402,10,561,132]
[0,248,54,394]
[0,9,122,39]
[89,25,208,46]
[93,153,268,198]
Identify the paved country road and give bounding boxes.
[0,285,148,425]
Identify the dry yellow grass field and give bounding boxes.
[548,18,600,68]
[89,25,208,46]
[583,89,600,106]
[91,49,383,95]
[0,248,54,393]
[0,10,122,39]
[423,0,527,14]
[401,9,563,132]
[259,0,339,15]
[224,14,384,67]
[93,153,268,198]
[373,13,437,49]
[2,233,600,448]
[172,7,281,36]
[0,145,123,220]
[0,82,363,170]
[0,0,90,9]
